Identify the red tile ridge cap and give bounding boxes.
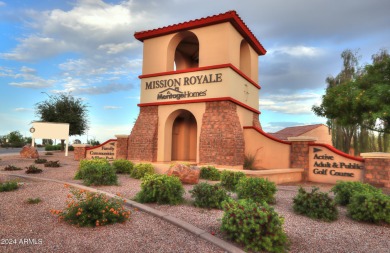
[134,10,266,55]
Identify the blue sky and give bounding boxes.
[1,0,389,144]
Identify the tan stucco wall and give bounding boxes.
[308,145,363,184]
[303,125,332,145]
[157,103,206,162]
[243,128,291,169]
[141,22,259,82]
[140,67,259,110]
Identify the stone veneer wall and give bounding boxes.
[252,112,262,129]
[290,141,313,181]
[363,157,390,188]
[73,144,90,161]
[128,106,158,161]
[115,135,129,160]
[199,101,244,166]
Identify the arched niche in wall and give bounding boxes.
[240,40,251,77]
[167,31,199,71]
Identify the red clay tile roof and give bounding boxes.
[269,124,326,140]
[134,10,266,55]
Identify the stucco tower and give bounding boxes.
[128,11,266,167]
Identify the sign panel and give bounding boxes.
[140,67,259,110]
[309,145,364,184]
[85,140,117,160]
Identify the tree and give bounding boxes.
[35,93,89,150]
[313,49,390,154]
[8,131,24,145]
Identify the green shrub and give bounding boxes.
[74,159,110,180]
[236,177,277,204]
[331,181,381,206]
[50,187,130,227]
[112,159,134,174]
[25,165,42,174]
[34,158,47,164]
[347,191,390,224]
[26,197,41,204]
[293,187,338,222]
[221,199,289,253]
[3,165,22,171]
[135,174,184,205]
[189,182,230,209]
[45,145,61,151]
[0,181,19,192]
[220,170,245,192]
[199,166,221,181]
[130,163,154,179]
[44,160,61,167]
[80,162,117,186]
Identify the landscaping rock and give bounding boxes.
[167,164,200,184]
[20,145,39,159]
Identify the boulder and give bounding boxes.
[167,163,200,184]
[20,145,39,159]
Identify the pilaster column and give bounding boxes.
[73,144,91,161]
[361,152,390,188]
[288,136,317,181]
[115,135,129,160]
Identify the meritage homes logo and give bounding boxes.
[144,72,222,101]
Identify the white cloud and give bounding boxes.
[14,108,33,112]
[268,46,324,58]
[7,66,55,88]
[103,106,121,110]
[0,1,6,7]
[260,92,321,114]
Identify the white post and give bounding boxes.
[65,139,69,157]
[31,138,35,147]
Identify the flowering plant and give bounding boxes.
[51,185,130,227]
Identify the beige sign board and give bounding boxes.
[85,140,117,160]
[309,145,364,184]
[140,67,259,110]
[30,122,70,156]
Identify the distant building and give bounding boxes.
[269,124,332,145]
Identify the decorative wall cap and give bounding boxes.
[115,135,130,138]
[73,144,91,148]
[134,10,266,55]
[360,152,390,159]
[287,136,318,142]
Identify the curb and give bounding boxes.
[1,173,245,253]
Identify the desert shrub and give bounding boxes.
[189,182,230,209]
[3,165,22,171]
[347,191,390,224]
[45,145,61,151]
[74,158,110,180]
[243,153,256,170]
[34,158,47,164]
[25,165,42,174]
[112,159,134,174]
[130,163,154,179]
[0,180,19,192]
[135,174,184,205]
[331,181,381,206]
[236,177,277,204]
[293,187,338,222]
[50,187,130,227]
[26,197,42,204]
[221,199,289,252]
[44,160,61,167]
[220,170,245,192]
[45,152,54,155]
[199,166,221,181]
[80,162,117,186]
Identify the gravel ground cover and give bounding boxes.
[1,152,389,253]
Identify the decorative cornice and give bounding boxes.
[138,97,261,114]
[309,143,364,162]
[134,10,266,55]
